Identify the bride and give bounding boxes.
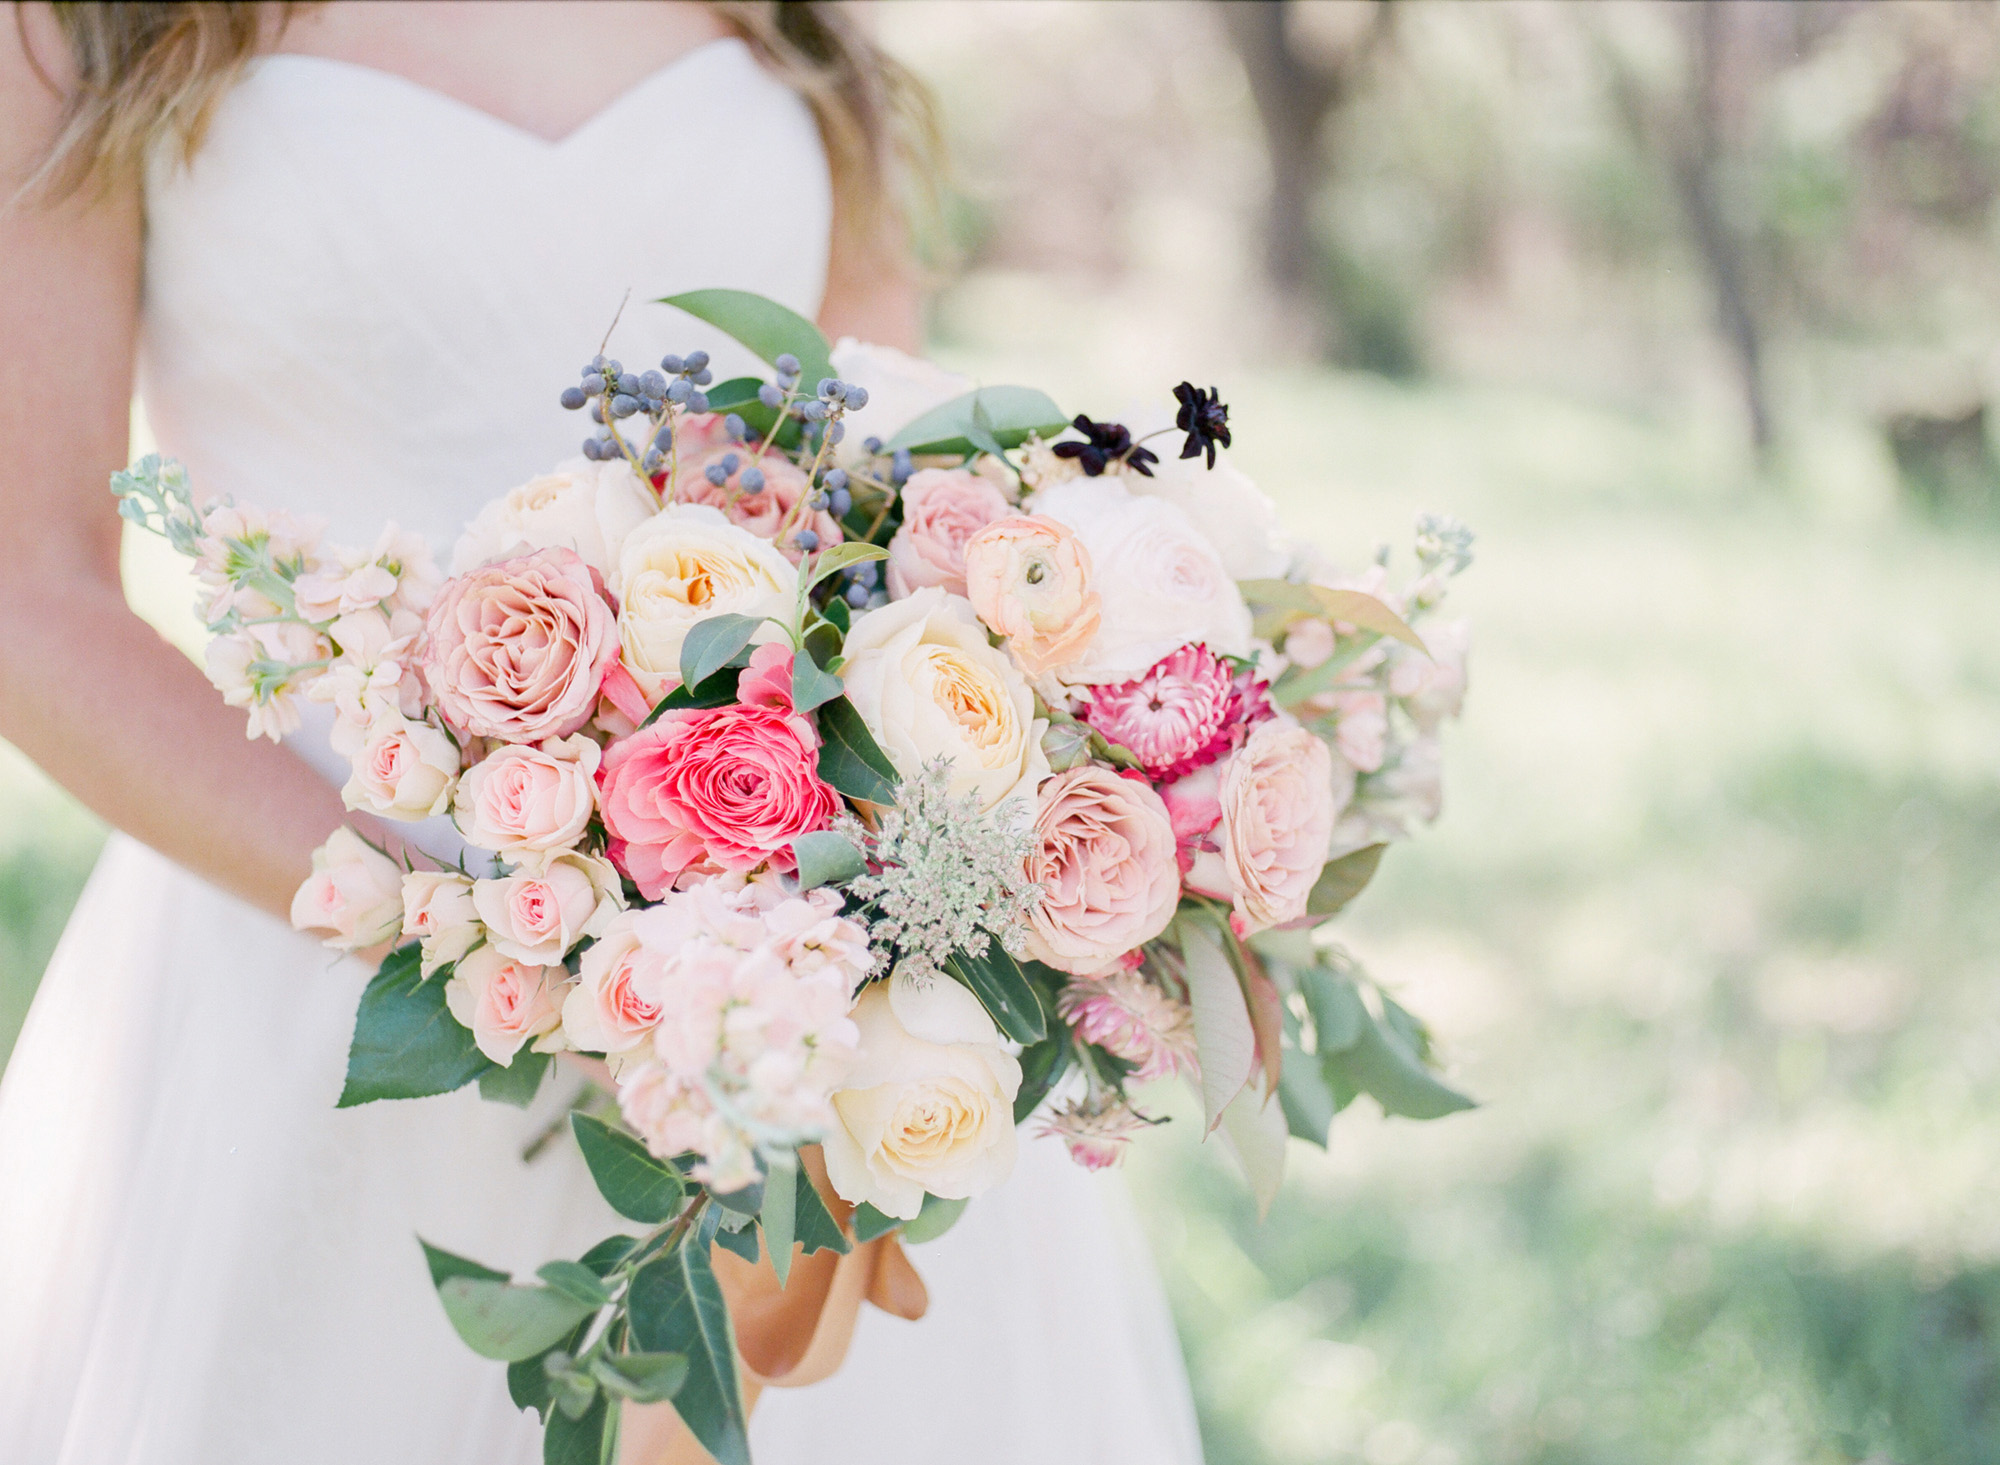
[0,4,1203,1462]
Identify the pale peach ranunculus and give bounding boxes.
[341,712,459,821]
[1021,765,1182,977]
[885,467,1012,600]
[675,447,843,564]
[1215,720,1340,935]
[450,456,658,578]
[839,588,1050,816]
[445,945,568,1066]
[611,505,798,702]
[400,869,481,974]
[558,910,668,1062]
[452,734,600,868]
[423,547,619,743]
[960,516,1101,679]
[289,826,404,952]
[821,975,1022,1220]
[470,852,622,966]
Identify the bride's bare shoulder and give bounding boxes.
[272,0,736,143]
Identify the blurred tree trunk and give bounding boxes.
[1604,1,1774,455]
[1219,0,1395,362]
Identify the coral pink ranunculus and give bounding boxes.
[1080,642,1273,780]
[423,547,618,742]
[677,446,842,564]
[886,467,1012,599]
[1022,765,1181,977]
[598,696,841,899]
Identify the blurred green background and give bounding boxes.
[8,3,2000,1462]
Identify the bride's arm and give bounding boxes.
[0,10,354,922]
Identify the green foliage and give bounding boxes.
[760,1150,798,1285]
[851,1203,902,1244]
[339,946,492,1107]
[570,1114,686,1225]
[677,613,764,693]
[479,1048,550,1108]
[628,1237,748,1465]
[945,938,1048,1044]
[884,385,1069,457]
[902,1192,969,1245]
[813,696,900,805]
[659,289,833,392]
[793,1170,852,1258]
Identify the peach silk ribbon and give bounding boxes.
[617,1148,929,1465]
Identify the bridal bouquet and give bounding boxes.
[114,291,1474,1464]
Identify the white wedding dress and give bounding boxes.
[0,40,1201,1465]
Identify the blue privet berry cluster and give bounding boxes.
[560,350,714,467]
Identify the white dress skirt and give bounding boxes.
[0,39,1202,1465]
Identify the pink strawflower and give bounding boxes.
[598,696,842,899]
[1081,643,1273,780]
[1038,1098,1148,1171]
[1057,970,1198,1082]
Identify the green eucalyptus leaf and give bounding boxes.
[537,1260,613,1308]
[1299,966,1369,1055]
[901,1192,968,1245]
[708,1178,765,1217]
[790,830,868,891]
[679,613,765,693]
[591,1350,689,1404]
[696,376,765,415]
[542,1386,617,1465]
[479,1047,551,1108]
[436,1276,597,1362]
[794,1170,852,1256]
[628,1236,749,1465]
[420,1238,510,1289]
[713,1219,760,1264]
[571,1114,686,1225]
[946,939,1048,1044]
[1278,1043,1337,1147]
[339,945,493,1107]
[660,289,833,391]
[815,696,900,806]
[642,665,741,726]
[884,386,1069,457]
[823,595,851,634]
[850,1202,902,1244]
[1307,843,1386,919]
[790,647,846,714]
[1327,1011,1476,1121]
[760,1150,798,1286]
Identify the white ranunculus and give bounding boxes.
[451,456,658,577]
[821,974,1022,1220]
[611,504,798,701]
[1024,476,1253,686]
[1128,452,1289,580]
[839,587,1050,816]
[828,338,974,463]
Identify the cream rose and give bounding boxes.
[1021,766,1182,976]
[558,911,666,1061]
[839,587,1050,815]
[341,712,459,821]
[470,852,622,965]
[1024,477,1252,686]
[452,734,600,868]
[611,504,798,701]
[821,975,1022,1219]
[451,456,658,577]
[1216,721,1340,935]
[445,946,568,1066]
[400,869,481,974]
[885,467,1012,599]
[289,826,403,951]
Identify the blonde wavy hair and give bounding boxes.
[22,1,939,255]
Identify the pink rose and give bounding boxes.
[289,827,403,952]
[400,869,480,974]
[452,734,600,867]
[1214,721,1340,935]
[1021,766,1181,977]
[1080,643,1273,780]
[559,911,669,1058]
[341,712,459,821]
[470,853,620,965]
[598,693,842,900]
[677,446,843,564]
[886,467,1011,599]
[422,547,618,742]
[445,946,567,1066]
[962,515,1101,676]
